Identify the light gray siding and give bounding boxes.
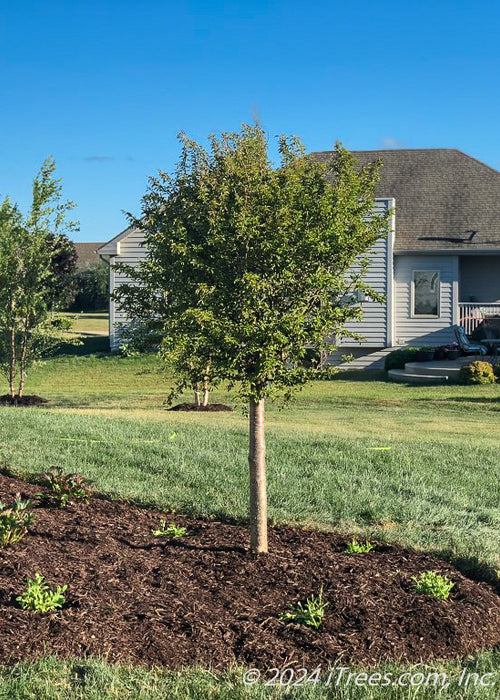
[104,199,394,353]
[108,228,148,351]
[341,198,394,347]
[394,254,459,346]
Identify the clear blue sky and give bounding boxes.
[1,1,499,242]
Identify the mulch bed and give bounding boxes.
[168,403,232,412]
[0,471,499,669]
[0,395,48,407]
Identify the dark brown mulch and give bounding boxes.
[0,472,499,670]
[168,403,232,412]
[0,395,48,407]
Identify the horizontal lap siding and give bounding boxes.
[109,200,392,351]
[342,199,392,347]
[110,230,147,351]
[394,255,458,346]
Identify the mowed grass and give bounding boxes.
[59,311,109,336]
[3,354,500,574]
[0,352,499,697]
[1,653,500,699]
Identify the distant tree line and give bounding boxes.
[47,238,109,312]
[68,260,109,312]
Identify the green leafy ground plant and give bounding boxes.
[279,588,328,629]
[38,467,92,508]
[17,573,67,612]
[151,520,187,537]
[345,538,375,554]
[0,495,34,547]
[412,571,455,600]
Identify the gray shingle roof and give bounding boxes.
[74,242,105,269]
[311,148,500,252]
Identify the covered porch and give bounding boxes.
[458,255,500,335]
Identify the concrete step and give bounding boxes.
[403,361,464,378]
[388,369,449,384]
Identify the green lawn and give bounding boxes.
[59,311,109,336]
[0,352,499,697]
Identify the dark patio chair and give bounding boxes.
[454,325,488,357]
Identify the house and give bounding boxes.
[74,242,105,270]
[98,149,500,367]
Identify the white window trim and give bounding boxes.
[411,270,441,318]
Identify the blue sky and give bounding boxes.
[1,1,499,242]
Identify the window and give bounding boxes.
[412,271,440,317]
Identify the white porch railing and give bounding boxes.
[459,303,500,335]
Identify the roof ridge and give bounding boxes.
[310,148,500,176]
[310,148,462,155]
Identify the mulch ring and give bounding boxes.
[0,471,499,670]
[168,403,232,412]
[0,395,48,407]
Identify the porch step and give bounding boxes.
[388,369,449,384]
[404,361,466,379]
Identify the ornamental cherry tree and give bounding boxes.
[115,126,389,553]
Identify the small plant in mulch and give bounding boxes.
[151,519,188,538]
[279,587,329,629]
[16,573,68,612]
[37,467,93,508]
[412,571,455,600]
[0,495,34,547]
[344,538,375,554]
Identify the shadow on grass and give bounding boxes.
[52,336,110,357]
[438,549,500,593]
[327,370,387,382]
[414,395,500,407]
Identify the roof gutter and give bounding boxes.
[394,248,500,256]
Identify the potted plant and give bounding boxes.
[445,343,460,360]
[416,347,435,362]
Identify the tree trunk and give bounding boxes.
[248,397,268,554]
[18,369,26,398]
[202,388,209,407]
[202,366,210,406]
[18,328,29,399]
[194,384,201,407]
[9,329,16,398]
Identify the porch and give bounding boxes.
[459,302,500,335]
[458,255,500,335]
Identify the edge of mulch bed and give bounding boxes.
[168,403,232,412]
[0,394,49,407]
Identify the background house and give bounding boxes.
[74,242,104,270]
[99,149,500,366]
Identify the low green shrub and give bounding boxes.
[279,587,328,629]
[38,467,93,508]
[384,347,419,371]
[493,364,500,380]
[412,571,454,600]
[345,538,375,554]
[0,495,34,547]
[151,520,187,537]
[17,573,68,612]
[457,361,496,385]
